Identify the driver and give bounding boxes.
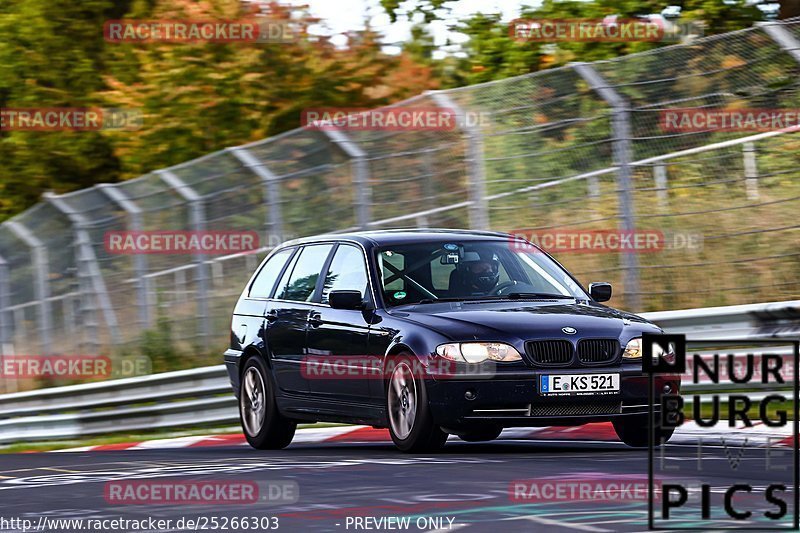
[452,252,500,295]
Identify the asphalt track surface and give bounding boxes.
[0,436,795,533]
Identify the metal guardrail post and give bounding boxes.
[44,193,120,352]
[4,221,52,355]
[156,170,210,342]
[430,91,490,231]
[573,63,641,311]
[759,21,800,64]
[228,147,284,244]
[97,184,152,330]
[323,129,372,229]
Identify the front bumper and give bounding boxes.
[426,366,681,430]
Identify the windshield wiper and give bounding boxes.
[504,292,576,300]
[414,297,480,305]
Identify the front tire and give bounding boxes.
[239,357,296,450]
[386,355,448,453]
[613,415,674,448]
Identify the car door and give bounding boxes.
[305,243,374,404]
[267,243,334,395]
[239,247,296,360]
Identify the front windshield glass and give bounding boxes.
[376,240,588,306]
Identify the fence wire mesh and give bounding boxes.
[1,19,799,370]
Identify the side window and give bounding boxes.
[275,244,334,302]
[249,249,293,298]
[321,245,369,304]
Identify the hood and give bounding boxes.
[391,300,659,342]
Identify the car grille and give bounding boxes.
[577,339,620,364]
[530,400,622,417]
[526,340,573,366]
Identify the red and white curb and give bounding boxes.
[49,421,796,453]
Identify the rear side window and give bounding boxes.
[275,244,334,302]
[249,248,293,298]
[321,245,369,304]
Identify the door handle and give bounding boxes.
[308,312,323,328]
[265,310,278,323]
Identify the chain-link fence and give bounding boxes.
[1,19,799,369]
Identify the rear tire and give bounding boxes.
[239,357,296,450]
[613,415,674,448]
[386,355,448,453]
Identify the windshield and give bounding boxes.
[376,240,588,306]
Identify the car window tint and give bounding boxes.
[275,244,334,302]
[321,245,369,304]
[249,249,293,298]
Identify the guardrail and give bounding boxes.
[0,299,798,444]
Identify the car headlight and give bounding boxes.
[623,337,676,363]
[623,338,642,360]
[435,342,522,363]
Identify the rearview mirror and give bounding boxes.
[589,282,612,302]
[329,290,364,310]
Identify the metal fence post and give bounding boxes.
[587,176,601,198]
[323,129,372,229]
[573,63,641,311]
[4,221,52,355]
[228,147,284,245]
[654,163,669,208]
[156,170,210,342]
[97,184,152,331]
[430,91,490,231]
[44,193,121,353]
[759,21,800,63]
[742,142,760,201]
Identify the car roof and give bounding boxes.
[284,229,513,248]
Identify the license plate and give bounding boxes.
[540,373,620,396]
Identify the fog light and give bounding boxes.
[663,384,672,394]
[465,389,477,401]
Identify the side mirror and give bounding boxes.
[589,282,612,302]
[329,290,364,310]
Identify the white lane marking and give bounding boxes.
[131,436,210,450]
[295,426,371,443]
[52,446,94,453]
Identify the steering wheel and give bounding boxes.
[490,280,519,296]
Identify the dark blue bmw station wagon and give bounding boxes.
[225,230,680,452]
